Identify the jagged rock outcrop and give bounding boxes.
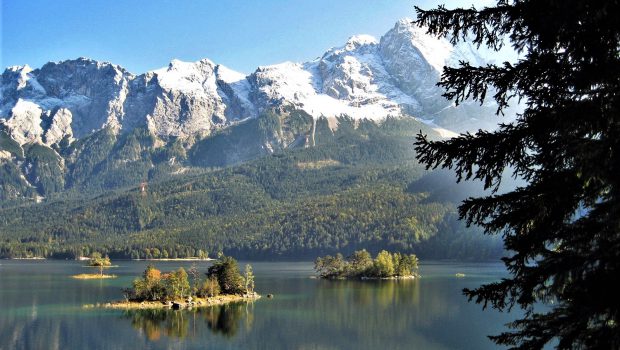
[0,58,256,145]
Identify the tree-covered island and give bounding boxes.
[73,252,116,279]
[103,255,258,310]
[314,250,419,279]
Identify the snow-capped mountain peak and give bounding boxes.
[1,19,503,147]
[1,64,46,99]
[345,34,378,49]
[215,64,247,84]
[152,58,218,93]
[391,18,454,72]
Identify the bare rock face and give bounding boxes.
[318,35,391,103]
[0,58,132,145]
[45,108,73,145]
[0,58,257,146]
[139,59,226,138]
[134,59,256,138]
[34,58,133,137]
[379,19,448,114]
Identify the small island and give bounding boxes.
[102,255,258,310]
[73,252,116,279]
[314,249,419,279]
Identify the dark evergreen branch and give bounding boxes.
[415,1,620,347]
[414,2,518,51]
[415,124,533,191]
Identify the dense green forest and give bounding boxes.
[314,250,419,279]
[0,113,503,260]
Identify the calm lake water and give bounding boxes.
[0,260,514,350]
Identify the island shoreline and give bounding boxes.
[92,293,260,310]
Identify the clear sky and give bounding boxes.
[2,0,490,74]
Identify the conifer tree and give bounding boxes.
[413,1,619,348]
[207,255,245,295]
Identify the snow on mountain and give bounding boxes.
[0,19,501,146]
[247,18,491,127]
[6,99,44,144]
[140,59,227,137]
[152,59,220,95]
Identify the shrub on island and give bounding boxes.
[125,255,254,302]
[314,249,419,279]
[88,252,112,276]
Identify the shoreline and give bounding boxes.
[316,275,418,280]
[360,275,417,280]
[73,274,117,279]
[130,258,213,262]
[89,293,260,310]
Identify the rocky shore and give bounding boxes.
[359,275,417,280]
[89,293,260,310]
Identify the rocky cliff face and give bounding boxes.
[1,59,133,143]
[1,19,505,148]
[0,58,257,145]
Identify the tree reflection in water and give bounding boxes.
[122,302,252,341]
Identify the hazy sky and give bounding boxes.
[2,0,493,74]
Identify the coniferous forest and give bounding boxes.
[0,115,503,260]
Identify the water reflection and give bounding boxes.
[0,261,513,350]
[310,278,454,332]
[122,302,253,341]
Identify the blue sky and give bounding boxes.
[2,0,489,74]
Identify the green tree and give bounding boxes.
[165,267,190,299]
[413,2,620,348]
[89,252,111,276]
[199,276,221,297]
[207,256,245,294]
[395,254,419,277]
[373,250,395,277]
[348,249,373,276]
[132,265,164,301]
[314,253,347,278]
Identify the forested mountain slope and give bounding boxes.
[0,117,502,260]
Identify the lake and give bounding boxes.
[0,260,514,349]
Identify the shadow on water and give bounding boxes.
[121,302,253,341]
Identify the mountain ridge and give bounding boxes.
[0,115,502,260]
[0,19,509,259]
[1,19,502,149]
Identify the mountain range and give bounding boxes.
[1,19,504,145]
[0,19,507,259]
